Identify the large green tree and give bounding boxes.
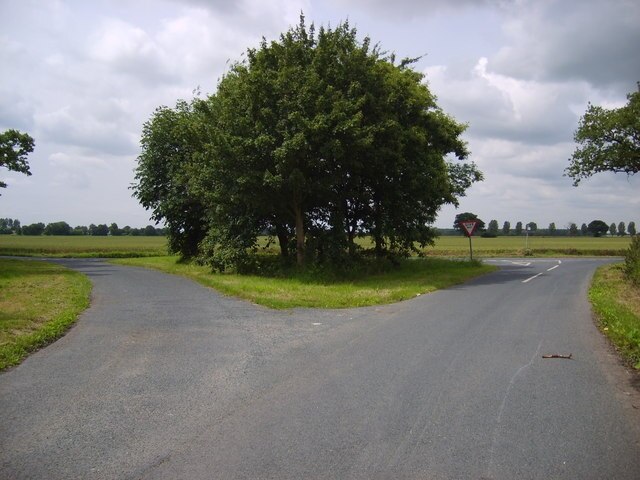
[0,129,34,193]
[134,17,482,269]
[133,98,210,257]
[566,84,640,185]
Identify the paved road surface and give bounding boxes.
[1,258,639,479]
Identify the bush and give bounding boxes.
[624,236,640,286]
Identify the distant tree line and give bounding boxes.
[0,218,165,236]
[448,213,636,238]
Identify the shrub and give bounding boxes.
[624,235,640,286]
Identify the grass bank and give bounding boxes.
[0,259,92,370]
[112,256,497,309]
[0,235,167,257]
[590,263,640,369]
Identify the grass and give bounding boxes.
[0,259,92,370]
[589,263,640,369]
[112,256,497,309]
[0,235,168,257]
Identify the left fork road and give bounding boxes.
[0,258,325,480]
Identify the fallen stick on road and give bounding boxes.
[542,353,573,359]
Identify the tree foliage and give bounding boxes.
[566,84,640,185]
[0,129,35,193]
[133,17,482,270]
[453,212,485,235]
[133,99,209,257]
[588,220,609,237]
[618,221,626,236]
[629,221,636,236]
[44,221,72,236]
[515,221,523,235]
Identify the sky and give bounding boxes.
[1,0,638,229]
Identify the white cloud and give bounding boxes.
[493,0,640,88]
[425,57,583,145]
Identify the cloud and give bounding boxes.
[425,58,583,145]
[329,0,505,17]
[89,18,180,85]
[492,0,640,88]
[35,106,138,156]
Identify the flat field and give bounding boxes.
[421,235,630,257]
[0,235,168,257]
[0,234,630,258]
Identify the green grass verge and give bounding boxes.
[112,256,497,309]
[0,235,167,257]
[0,259,92,370]
[590,263,640,369]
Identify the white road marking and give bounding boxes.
[522,272,544,283]
[511,261,531,266]
[547,265,559,272]
[312,323,322,326]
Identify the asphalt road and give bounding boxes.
[1,258,639,479]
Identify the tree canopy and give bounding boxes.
[133,17,482,270]
[0,129,34,193]
[566,84,640,185]
[588,220,609,237]
[453,212,485,235]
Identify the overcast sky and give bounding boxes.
[1,0,638,229]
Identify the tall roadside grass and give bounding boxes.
[0,259,92,370]
[590,262,640,370]
[112,256,497,309]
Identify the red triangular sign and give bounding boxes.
[461,220,477,236]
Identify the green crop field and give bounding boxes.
[420,235,631,257]
[0,235,168,257]
[0,234,630,258]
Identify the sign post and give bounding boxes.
[460,220,478,260]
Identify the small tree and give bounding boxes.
[548,222,556,236]
[581,223,588,236]
[22,222,45,235]
[588,220,609,237]
[609,223,617,236]
[526,222,537,232]
[629,221,637,236]
[568,223,578,236]
[618,221,626,236]
[515,221,523,235]
[44,221,72,236]
[453,212,485,235]
[502,221,510,235]
[0,129,35,194]
[109,223,121,236]
[485,219,499,237]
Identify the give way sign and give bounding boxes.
[460,220,478,237]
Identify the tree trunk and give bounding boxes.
[275,224,289,259]
[294,203,305,266]
[374,199,383,258]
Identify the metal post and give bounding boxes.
[468,234,473,261]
